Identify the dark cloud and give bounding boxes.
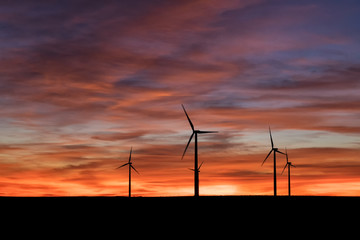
[91,131,149,141]
[216,170,265,178]
[60,144,95,150]
[0,145,23,152]
[55,161,105,172]
[298,162,360,176]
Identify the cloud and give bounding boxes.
[91,131,149,141]
[0,145,23,152]
[0,0,360,196]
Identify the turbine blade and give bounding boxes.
[198,161,204,170]
[291,164,296,168]
[276,149,286,155]
[281,163,288,175]
[198,131,218,134]
[128,147,132,163]
[182,104,194,131]
[285,147,289,163]
[131,165,140,174]
[188,168,195,171]
[262,149,273,166]
[269,126,274,148]
[181,132,194,159]
[116,163,129,169]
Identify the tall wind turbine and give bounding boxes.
[281,148,296,196]
[116,147,139,197]
[181,104,217,197]
[261,127,285,196]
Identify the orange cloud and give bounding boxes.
[1,0,360,196]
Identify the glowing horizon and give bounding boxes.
[0,0,360,196]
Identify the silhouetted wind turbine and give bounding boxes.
[261,127,285,196]
[181,104,217,197]
[116,147,139,197]
[189,161,204,173]
[281,148,296,196]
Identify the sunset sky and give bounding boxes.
[1,0,360,196]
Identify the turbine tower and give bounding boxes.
[261,127,285,196]
[281,148,296,196]
[181,104,217,197]
[116,147,139,197]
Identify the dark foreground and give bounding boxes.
[2,195,358,201]
[1,196,359,232]
[1,195,359,213]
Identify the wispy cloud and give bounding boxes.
[0,0,360,196]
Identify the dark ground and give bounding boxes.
[1,196,358,234]
[1,195,359,213]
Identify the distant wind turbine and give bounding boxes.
[189,161,204,173]
[116,147,139,197]
[261,127,285,196]
[281,148,296,196]
[181,104,217,197]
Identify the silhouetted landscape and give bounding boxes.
[2,195,359,208]
[2,195,358,224]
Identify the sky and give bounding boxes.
[1,0,360,196]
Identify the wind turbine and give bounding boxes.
[261,127,285,196]
[281,148,296,196]
[181,104,217,197]
[189,161,204,173]
[116,147,139,197]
